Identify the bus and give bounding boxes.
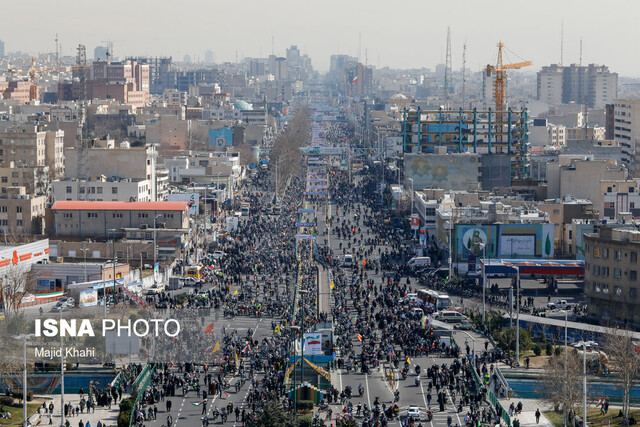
[186,265,203,279]
[417,289,453,313]
[240,202,250,216]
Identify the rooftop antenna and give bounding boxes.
[579,36,583,66]
[358,32,362,63]
[444,26,452,100]
[560,20,564,65]
[462,38,467,106]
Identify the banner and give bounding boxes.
[296,223,315,227]
[303,332,323,355]
[411,214,419,230]
[295,234,316,240]
[79,289,98,307]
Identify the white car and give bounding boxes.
[407,405,421,420]
[212,251,225,259]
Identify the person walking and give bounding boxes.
[535,408,541,423]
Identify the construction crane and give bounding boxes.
[485,42,532,113]
[7,57,67,102]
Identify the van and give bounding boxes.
[343,254,353,267]
[407,256,431,269]
[434,310,467,324]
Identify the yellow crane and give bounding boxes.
[485,42,532,114]
[7,57,67,102]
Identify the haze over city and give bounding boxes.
[4,0,640,74]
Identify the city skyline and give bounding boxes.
[3,0,640,76]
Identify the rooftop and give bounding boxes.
[51,201,189,211]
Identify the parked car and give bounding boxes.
[547,299,575,310]
[146,284,165,295]
[454,319,473,330]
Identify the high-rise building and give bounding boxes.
[94,45,108,61]
[204,50,215,64]
[613,98,640,175]
[274,57,287,81]
[0,40,5,58]
[356,63,373,96]
[537,64,618,108]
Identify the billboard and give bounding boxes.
[168,193,200,216]
[405,153,479,191]
[455,223,555,262]
[79,289,98,307]
[208,127,233,147]
[303,332,323,356]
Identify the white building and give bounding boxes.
[613,98,640,171]
[163,89,187,105]
[51,178,153,203]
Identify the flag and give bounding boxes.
[357,334,363,342]
[235,352,238,363]
[352,76,358,84]
[212,341,220,353]
[596,398,605,407]
[204,323,215,334]
[274,325,281,334]
[193,399,207,406]
[224,391,229,397]
[407,357,412,365]
[233,289,238,295]
[242,344,250,353]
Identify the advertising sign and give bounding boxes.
[303,332,323,356]
[411,214,419,230]
[168,193,200,216]
[79,289,98,307]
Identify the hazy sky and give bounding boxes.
[7,0,640,76]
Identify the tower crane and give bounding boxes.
[7,57,67,102]
[485,42,532,113]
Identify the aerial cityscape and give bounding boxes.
[1,2,640,427]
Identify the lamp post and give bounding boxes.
[459,330,476,360]
[80,246,89,283]
[153,215,162,284]
[106,229,116,320]
[480,243,487,325]
[513,265,520,366]
[407,177,414,215]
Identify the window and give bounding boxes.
[632,202,636,209]
[1,177,6,183]
[112,187,118,194]
[615,250,622,260]
[164,213,174,219]
[614,268,622,278]
[593,265,600,276]
[602,283,609,294]
[16,206,22,213]
[79,186,85,194]
[0,206,6,213]
[63,213,73,219]
[632,288,638,299]
[112,213,123,218]
[602,248,609,259]
[615,286,622,296]
[593,283,601,293]
[632,270,638,281]
[602,267,610,277]
[16,220,22,226]
[632,252,638,263]
[66,186,72,194]
[594,247,600,257]
[97,187,103,194]
[138,213,149,218]
[87,212,98,218]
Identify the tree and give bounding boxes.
[604,328,639,419]
[540,350,583,421]
[1,266,36,316]
[252,400,295,427]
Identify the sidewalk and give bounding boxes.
[30,394,128,427]
[496,398,554,426]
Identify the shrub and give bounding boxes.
[533,345,542,356]
[12,390,33,401]
[296,414,313,427]
[554,346,562,356]
[297,400,314,412]
[0,396,13,406]
[117,410,131,427]
[119,397,134,412]
[545,343,553,356]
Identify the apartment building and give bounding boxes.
[537,64,618,108]
[612,98,640,174]
[50,201,190,238]
[584,227,640,326]
[0,187,47,235]
[0,125,64,175]
[0,162,48,196]
[51,177,152,203]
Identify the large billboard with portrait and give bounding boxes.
[454,223,555,262]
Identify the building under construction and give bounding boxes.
[401,108,529,185]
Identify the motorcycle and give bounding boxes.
[358,384,364,397]
[221,412,227,422]
[394,391,399,402]
[426,409,433,421]
[415,376,420,386]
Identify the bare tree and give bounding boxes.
[604,328,639,419]
[1,266,36,316]
[540,350,583,421]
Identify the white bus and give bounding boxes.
[417,289,453,313]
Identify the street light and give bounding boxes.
[479,242,487,325]
[80,245,89,283]
[458,330,476,360]
[512,265,521,366]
